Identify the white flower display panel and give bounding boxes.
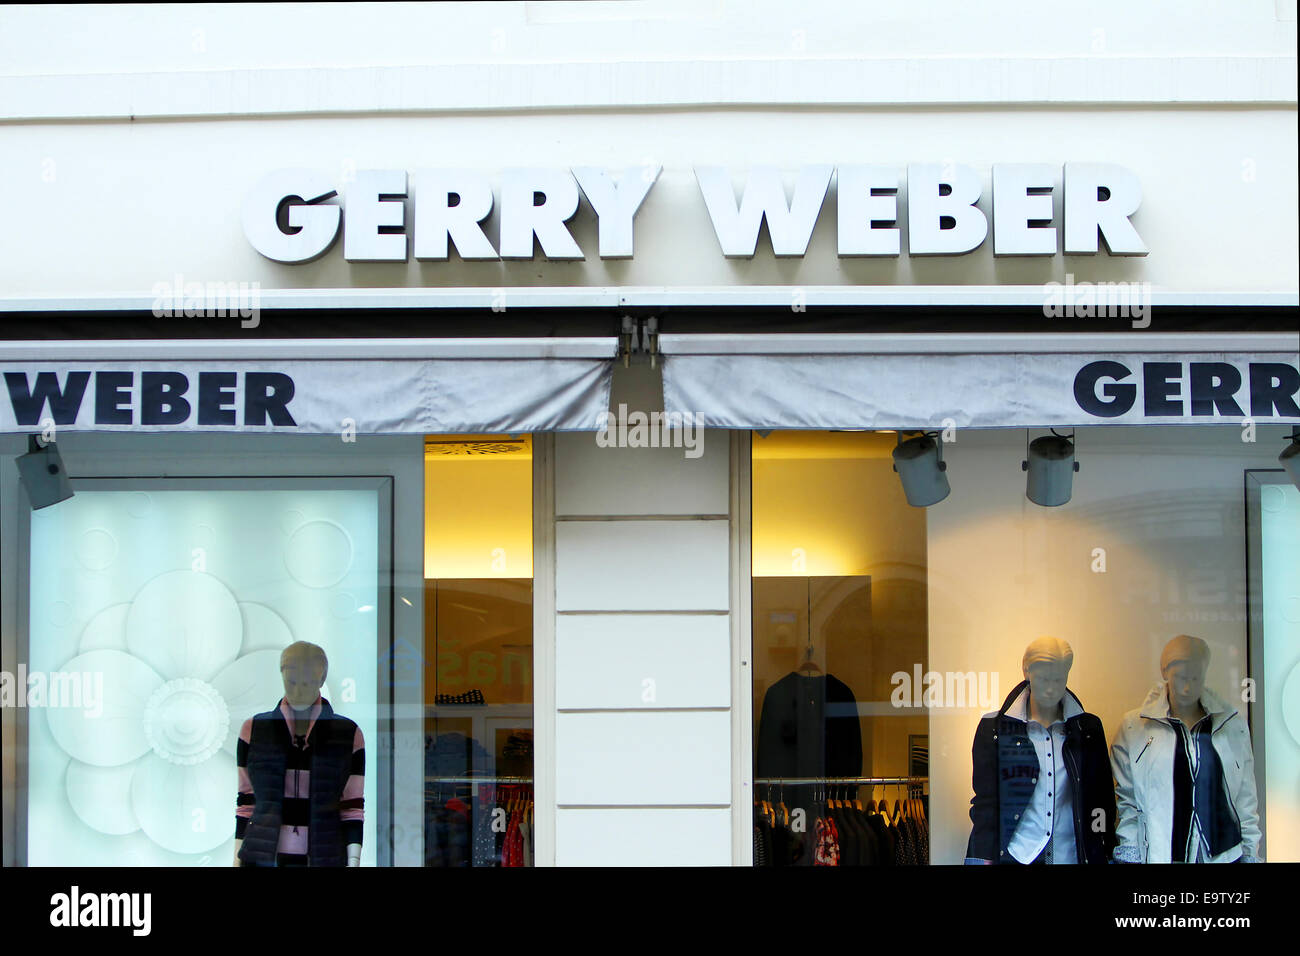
[27,486,379,866]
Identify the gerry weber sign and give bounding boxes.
[0,360,615,435]
[243,164,1149,264]
[4,355,1296,435]
[660,353,1300,430]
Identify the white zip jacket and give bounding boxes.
[1110,682,1262,863]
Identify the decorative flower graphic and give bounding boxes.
[45,569,312,856]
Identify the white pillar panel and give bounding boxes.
[556,711,731,805]
[546,429,737,865]
[555,520,730,611]
[554,430,728,516]
[556,614,731,709]
[556,808,731,866]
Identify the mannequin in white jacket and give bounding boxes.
[1110,635,1262,863]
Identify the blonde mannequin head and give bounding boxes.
[280,641,328,710]
[1160,634,1210,713]
[1022,637,1073,718]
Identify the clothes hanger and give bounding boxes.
[795,640,822,675]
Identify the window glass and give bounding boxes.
[25,482,381,866]
[752,426,1295,866]
[424,435,534,867]
[752,431,928,866]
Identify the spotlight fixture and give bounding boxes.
[1281,429,1300,489]
[1022,430,1079,507]
[892,431,949,507]
[15,435,73,510]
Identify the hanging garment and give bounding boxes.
[756,813,776,867]
[425,732,492,868]
[814,815,841,866]
[914,807,930,865]
[502,809,525,867]
[472,788,498,867]
[866,809,895,866]
[849,804,880,865]
[828,805,854,864]
[757,672,863,780]
[894,815,916,865]
[770,815,801,866]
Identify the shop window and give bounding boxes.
[752,431,929,866]
[752,426,1295,867]
[423,435,534,867]
[21,478,384,866]
[1247,471,1300,863]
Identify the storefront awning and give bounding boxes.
[0,338,616,434]
[661,333,1300,429]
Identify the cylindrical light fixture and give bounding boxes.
[892,432,950,507]
[15,435,74,510]
[1022,432,1079,507]
[1281,429,1300,489]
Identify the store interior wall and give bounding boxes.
[926,424,1292,865]
[424,439,533,579]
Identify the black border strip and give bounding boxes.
[2,304,1296,340]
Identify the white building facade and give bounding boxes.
[1,2,1297,867]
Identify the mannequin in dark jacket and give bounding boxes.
[966,638,1116,864]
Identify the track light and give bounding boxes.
[1281,429,1300,489]
[892,431,949,507]
[1022,431,1079,507]
[16,435,73,510]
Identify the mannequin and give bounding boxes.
[1111,635,1262,863]
[234,642,364,867]
[965,637,1115,864]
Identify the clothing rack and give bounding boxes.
[754,775,927,785]
[425,775,534,784]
